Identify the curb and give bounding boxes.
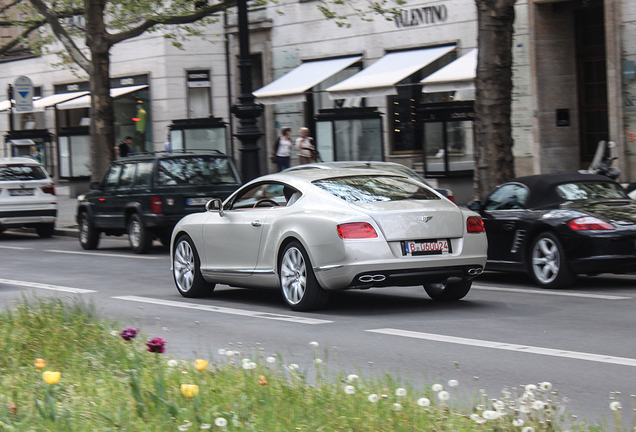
[54,228,80,238]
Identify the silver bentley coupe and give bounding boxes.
[171,169,488,311]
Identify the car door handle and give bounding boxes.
[503,222,515,231]
[251,220,262,227]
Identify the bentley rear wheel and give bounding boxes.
[279,241,329,311]
[424,280,472,301]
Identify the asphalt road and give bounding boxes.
[2,230,635,426]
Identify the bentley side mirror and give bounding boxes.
[205,198,224,216]
[467,200,483,211]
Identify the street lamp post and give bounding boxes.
[231,0,263,182]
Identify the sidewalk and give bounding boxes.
[54,185,80,238]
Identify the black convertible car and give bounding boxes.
[468,173,636,288]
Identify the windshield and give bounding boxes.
[556,182,628,200]
[313,175,439,203]
[0,165,47,181]
[158,157,238,186]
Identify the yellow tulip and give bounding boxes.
[181,384,199,398]
[42,371,61,385]
[34,358,46,369]
[194,359,208,371]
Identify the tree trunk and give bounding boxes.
[473,0,516,200]
[85,0,114,183]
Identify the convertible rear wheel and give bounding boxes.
[529,232,575,288]
[424,280,472,301]
[279,241,329,311]
[173,234,215,298]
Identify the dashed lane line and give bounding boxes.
[45,249,163,260]
[0,278,96,294]
[0,245,32,250]
[113,295,333,325]
[367,328,636,367]
[472,284,631,300]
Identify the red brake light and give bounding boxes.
[447,193,455,203]
[567,216,614,231]
[151,196,163,214]
[337,222,378,239]
[466,216,485,233]
[41,184,56,195]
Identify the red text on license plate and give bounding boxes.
[405,239,449,255]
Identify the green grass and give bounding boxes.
[0,296,611,431]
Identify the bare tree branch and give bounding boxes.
[0,20,41,56]
[29,0,91,72]
[109,0,236,45]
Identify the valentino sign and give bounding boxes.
[394,4,448,28]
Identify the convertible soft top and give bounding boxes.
[507,173,620,209]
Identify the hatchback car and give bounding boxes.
[77,151,241,253]
[171,169,487,311]
[0,157,57,237]
[469,173,636,288]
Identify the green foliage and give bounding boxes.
[0,296,611,431]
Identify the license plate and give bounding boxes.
[186,197,212,206]
[404,239,450,256]
[9,189,34,196]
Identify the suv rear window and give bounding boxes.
[313,175,439,203]
[157,157,239,186]
[0,165,47,181]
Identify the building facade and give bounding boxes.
[1,0,635,203]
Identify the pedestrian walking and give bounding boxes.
[271,127,292,172]
[117,136,133,158]
[296,127,316,165]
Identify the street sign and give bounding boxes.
[14,76,34,112]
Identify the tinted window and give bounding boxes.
[484,184,528,210]
[556,182,627,200]
[104,165,122,188]
[135,162,154,187]
[0,165,47,181]
[119,163,136,187]
[313,175,439,203]
[157,157,238,186]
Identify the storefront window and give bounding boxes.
[114,88,151,153]
[315,108,383,162]
[59,134,91,177]
[187,70,212,118]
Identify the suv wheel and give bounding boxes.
[79,213,100,250]
[128,213,153,254]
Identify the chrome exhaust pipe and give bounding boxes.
[358,274,386,283]
[467,268,483,276]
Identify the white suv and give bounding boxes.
[0,157,57,237]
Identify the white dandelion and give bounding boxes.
[448,379,459,387]
[167,359,179,367]
[344,385,355,395]
[314,358,323,364]
[347,374,359,382]
[437,391,450,401]
[266,356,276,363]
[512,419,525,427]
[483,410,500,420]
[218,349,226,355]
[395,387,407,397]
[539,381,552,391]
[214,417,228,427]
[110,330,118,337]
[200,424,211,430]
[470,414,487,424]
[392,403,402,411]
[521,427,535,432]
[417,397,431,407]
[432,383,444,392]
[532,401,545,411]
[368,394,379,403]
[309,341,319,347]
[610,401,622,411]
[289,363,299,370]
[525,384,537,392]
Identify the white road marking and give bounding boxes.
[114,295,333,325]
[368,328,636,367]
[0,245,32,250]
[473,284,631,300]
[0,278,96,294]
[45,249,163,260]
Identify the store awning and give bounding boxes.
[326,45,456,100]
[56,85,148,110]
[32,91,90,111]
[420,48,477,93]
[252,56,362,104]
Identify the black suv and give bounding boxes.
[76,151,241,253]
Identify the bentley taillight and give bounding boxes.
[567,216,614,230]
[337,222,378,239]
[466,216,485,233]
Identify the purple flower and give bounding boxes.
[120,327,138,341]
[146,337,166,353]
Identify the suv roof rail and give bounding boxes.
[121,149,227,157]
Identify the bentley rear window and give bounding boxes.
[0,165,47,181]
[556,182,627,200]
[313,175,439,203]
